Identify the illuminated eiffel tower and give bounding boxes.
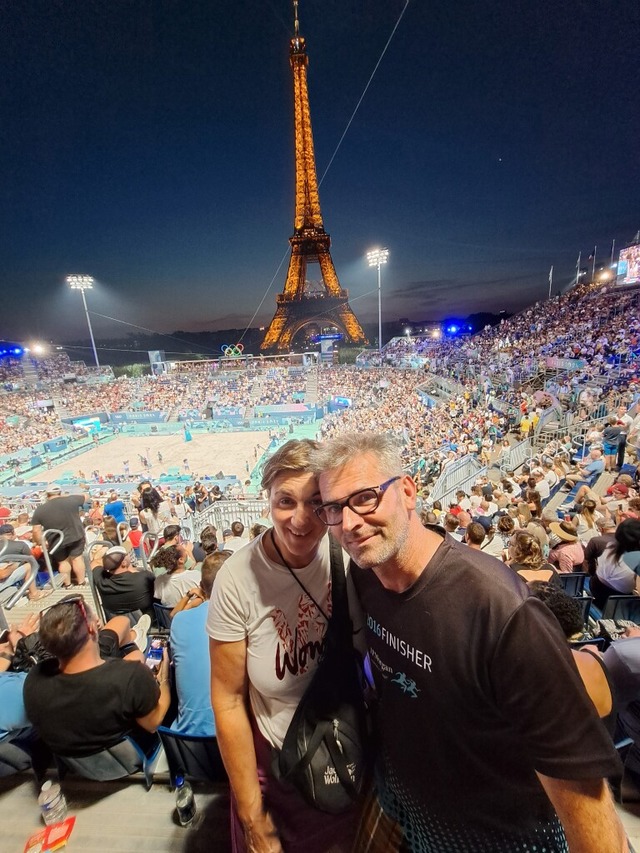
[261,1,367,352]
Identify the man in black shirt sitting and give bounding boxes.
[24,595,169,757]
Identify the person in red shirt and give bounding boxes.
[126,517,145,559]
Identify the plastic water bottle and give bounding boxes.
[38,780,68,825]
[175,775,196,826]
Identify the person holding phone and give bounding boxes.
[24,596,170,757]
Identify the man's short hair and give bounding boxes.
[465,522,486,546]
[103,546,128,574]
[200,529,219,554]
[39,595,95,660]
[163,524,181,541]
[309,432,404,481]
[200,551,231,598]
[230,520,244,538]
[443,513,459,532]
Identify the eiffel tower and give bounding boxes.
[261,1,367,352]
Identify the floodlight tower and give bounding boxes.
[67,275,100,368]
[367,248,389,353]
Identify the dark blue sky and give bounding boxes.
[1,0,638,347]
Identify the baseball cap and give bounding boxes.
[46,485,62,496]
[105,546,127,558]
[0,523,14,535]
[222,528,232,538]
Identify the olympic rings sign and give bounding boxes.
[221,343,245,358]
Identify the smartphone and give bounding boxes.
[145,637,168,675]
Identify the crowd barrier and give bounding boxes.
[192,498,269,538]
[429,455,487,508]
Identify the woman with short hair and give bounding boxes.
[207,439,363,853]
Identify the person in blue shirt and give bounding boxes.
[563,448,605,491]
[102,492,127,525]
[169,551,229,736]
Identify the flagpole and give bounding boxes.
[548,265,553,299]
[575,252,581,287]
[591,246,597,280]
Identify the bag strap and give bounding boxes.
[269,529,329,621]
[270,531,349,632]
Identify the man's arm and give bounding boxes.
[537,773,627,853]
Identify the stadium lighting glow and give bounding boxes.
[31,343,46,355]
[367,247,389,353]
[432,330,441,339]
[66,275,100,368]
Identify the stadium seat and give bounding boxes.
[572,594,593,629]
[602,596,640,622]
[153,602,173,630]
[558,573,587,597]
[157,727,227,788]
[54,735,162,790]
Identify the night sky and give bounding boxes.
[1,0,638,350]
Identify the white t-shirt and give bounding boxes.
[596,547,640,593]
[154,568,202,607]
[207,533,363,749]
[535,480,550,501]
[141,500,175,535]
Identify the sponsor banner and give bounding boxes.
[110,410,168,424]
[545,356,585,370]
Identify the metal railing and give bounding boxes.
[192,498,269,539]
[429,455,487,508]
[499,439,532,474]
[0,541,38,609]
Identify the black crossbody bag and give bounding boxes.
[271,535,371,814]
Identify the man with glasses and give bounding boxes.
[310,433,625,853]
[23,596,168,758]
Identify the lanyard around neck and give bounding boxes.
[269,529,329,623]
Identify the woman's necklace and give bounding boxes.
[269,529,329,622]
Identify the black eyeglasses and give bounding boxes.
[315,476,401,526]
[41,594,91,631]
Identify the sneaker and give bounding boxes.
[132,614,152,652]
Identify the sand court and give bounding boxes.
[41,430,270,485]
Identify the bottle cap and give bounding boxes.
[176,775,184,786]
[41,781,52,791]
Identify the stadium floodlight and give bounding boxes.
[67,275,100,368]
[367,247,389,353]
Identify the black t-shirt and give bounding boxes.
[93,567,156,617]
[351,531,620,852]
[602,425,622,445]
[31,495,85,545]
[2,539,31,557]
[24,657,159,756]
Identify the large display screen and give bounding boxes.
[618,245,640,284]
